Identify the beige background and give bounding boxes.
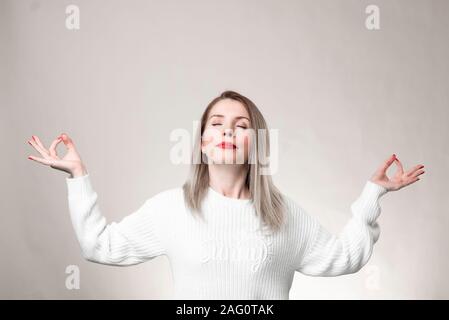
[1,0,448,299]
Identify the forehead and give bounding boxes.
[208,99,250,119]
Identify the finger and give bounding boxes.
[394,157,404,175]
[49,137,63,158]
[27,155,54,166]
[410,169,425,178]
[378,154,396,174]
[27,138,50,158]
[60,133,76,150]
[32,135,47,151]
[405,164,425,177]
[402,176,421,188]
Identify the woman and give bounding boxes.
[26,90,425,299]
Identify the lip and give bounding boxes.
[216,141,237,149]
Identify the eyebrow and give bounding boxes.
[208,114,250,122]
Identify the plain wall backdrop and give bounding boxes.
[1,0,448,299]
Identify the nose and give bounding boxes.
[223,128,233,137]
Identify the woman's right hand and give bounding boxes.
[27,133,88,178]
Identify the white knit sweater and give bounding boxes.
[65,174,388,299]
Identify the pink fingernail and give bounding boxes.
[28,156,32,160]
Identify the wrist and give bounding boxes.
[70,165,88,178]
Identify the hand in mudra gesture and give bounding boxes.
[370,154,425,191]
[27,133,88,178]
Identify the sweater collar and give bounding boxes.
[207,186,252,205]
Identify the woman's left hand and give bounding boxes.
[370,154,425,191]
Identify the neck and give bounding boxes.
[208,163,250,199]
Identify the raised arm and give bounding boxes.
[26,132,165,266]
[294,154,425,276]
[295,180,387,276]
[66,173,166,266]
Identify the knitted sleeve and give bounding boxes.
[295,180,388,276]
[65,174,166,266]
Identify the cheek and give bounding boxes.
[236,133,250,148]
[201,127,222,149]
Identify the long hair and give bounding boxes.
[182,90,286,232]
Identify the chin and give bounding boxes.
[212,156,247,165]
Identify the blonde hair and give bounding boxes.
[182,90,286,232]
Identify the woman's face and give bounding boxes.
[201,99,252,165]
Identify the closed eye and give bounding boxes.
[211,123,247,128]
